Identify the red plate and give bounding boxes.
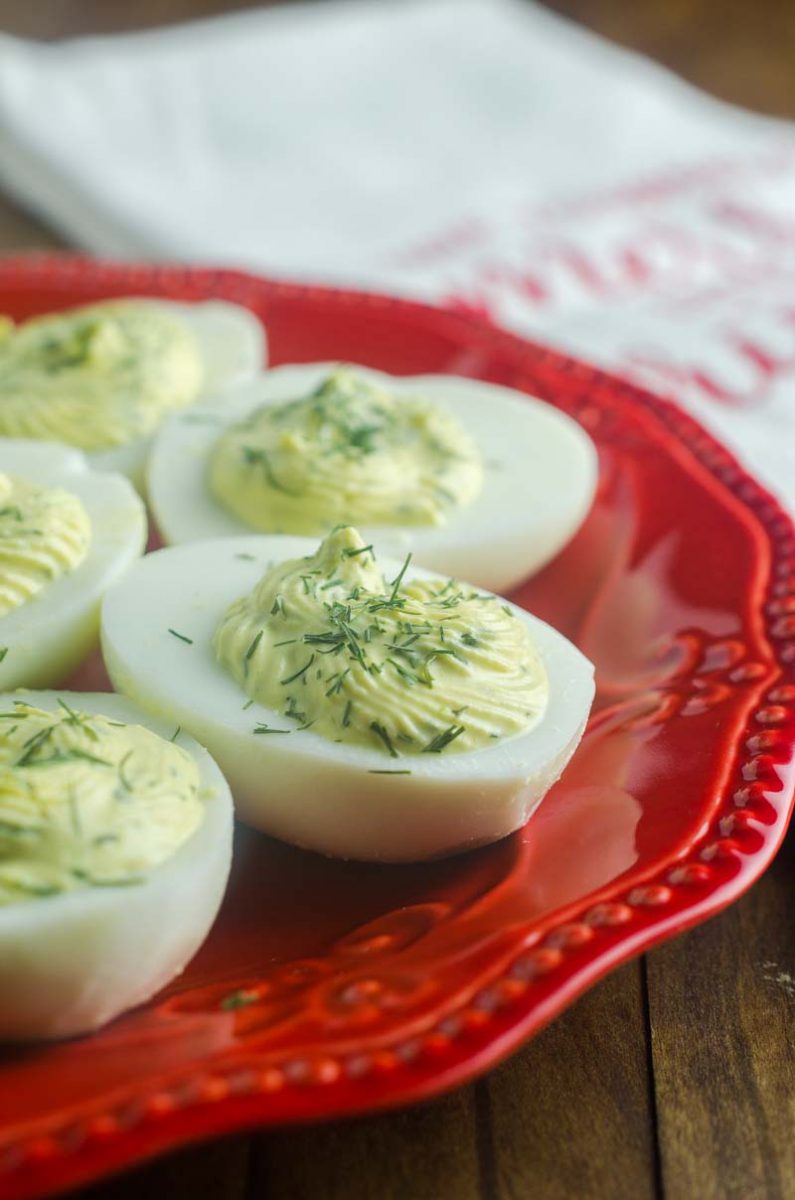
[0,256,793,1200]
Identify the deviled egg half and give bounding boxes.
[0,297,266,488]
[101,526,594,862]
[147,363,597,593]
[0,440,146,690]
[0,691,233,1041]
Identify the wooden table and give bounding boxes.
[0,2,794,1196]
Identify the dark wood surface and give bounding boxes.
[0,2,793,1197]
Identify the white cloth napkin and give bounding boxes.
[0,0,793,507]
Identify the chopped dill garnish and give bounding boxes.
[285,697,307,724]
[325,668,350,697]
[0,648,7,663]
[20,747,113,769]
[270,595,286,617]
[235,552,256,561]
[368,769,412,775]
[242,445,299,495]
[168,628,193,644]
[253,724,291,735]
[388,553,412,604]
[118,749,135,790]
[343,543,374,558]
[170,725,182,742]
[342,700,353,727]
[281,654,315,685]
[245,630,264,662]
[423,724,466,754]
[57,698,98,740]
[221,988,259,1011]
[370,721,398,758]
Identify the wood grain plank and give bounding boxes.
[541,0,795,116]
[0,0,300,40]
[483,960,658,1200]
[74,1133,251,1200]
[249,1087,481,1200]
[0,195,63,253]
[647,829,795,1200]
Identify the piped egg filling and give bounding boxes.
[213,526,548,757]
[208,368,483,535]
[0,472,91,616]
[0,702,204,905]
[0,300,204,450]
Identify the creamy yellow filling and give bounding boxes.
[214,527,547,757]
[0,301,204,450]
[208,368,483,534]
[0,473,91,617]
[0,703,203,905]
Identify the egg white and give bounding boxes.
[88,299,267,488]
[0,690,234,1041]
[146,363,597,593]
[101,536,595,863]
[0,440,147,691]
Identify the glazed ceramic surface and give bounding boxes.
[0,257,793,1200]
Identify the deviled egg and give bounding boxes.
[147,364,597,592]
[0,297,266,487]
[101,527,594,862]
[0,690,233,1041]
[0,440,146,690]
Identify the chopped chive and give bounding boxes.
[343,543,374,558]
[169,726,181,742]
[235,552,256,561]
[253,724,291,735]
[0,647,7,663]
[368,769,412,775]
[342,700,353,727]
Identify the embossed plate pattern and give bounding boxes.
[0,257,793,1200]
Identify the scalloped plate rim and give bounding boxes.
[0,254,791,1200]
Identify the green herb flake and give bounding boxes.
[221,988,260,1012]
[245,630,264,662]
[168,628,193,645]
[423,724,466,754]
[370,721,398,758]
